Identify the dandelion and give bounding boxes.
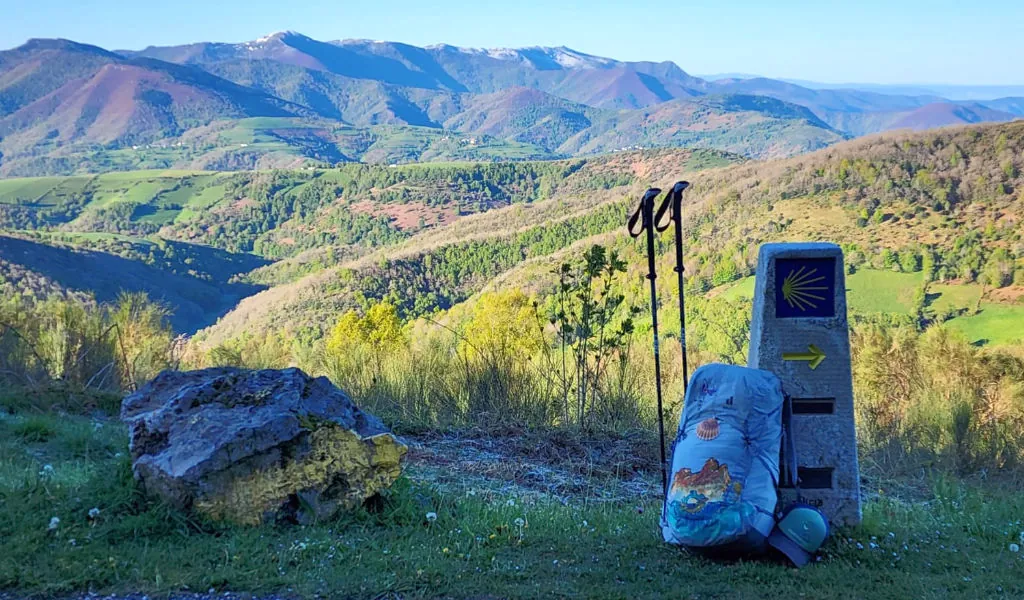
[88,508,101,519]
[442,547,450,554]
[1010,543,1021,553]
[425,512,437,523]
[514,518,525,528]
[506,499,516,507]
[48,516,60,531]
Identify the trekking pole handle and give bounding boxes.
[627,188,663,239]
[654,180,690,233]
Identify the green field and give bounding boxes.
[716,269,1024,346]
[946,303,1024,346]
[0,176,93,205]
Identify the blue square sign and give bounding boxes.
[774,258,836,318]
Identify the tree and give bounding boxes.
[325,302,405,360]
[461,290,544,362]
[548,245,637,426]
[982,248,1014,288]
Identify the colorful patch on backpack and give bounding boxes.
[668,457,742,517]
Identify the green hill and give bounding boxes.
[2,122,1023,346]
[186,121,1023,347]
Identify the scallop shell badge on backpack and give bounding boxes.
[696,418,720,441]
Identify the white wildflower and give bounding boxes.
[425,512,438,523]
[506,498,515,507]
[48,516,60,531]
[856,542,864,550]
[88,507,101,519]
[39,464,55,478]
[1010,543,1020,553]
[514,518,525,528]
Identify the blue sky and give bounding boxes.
[3,0,1022,85]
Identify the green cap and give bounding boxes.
[768,504,830,567]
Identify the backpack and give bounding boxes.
[661,363,785,550]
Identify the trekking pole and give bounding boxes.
[655,181,691,393]
[628,187,669,497]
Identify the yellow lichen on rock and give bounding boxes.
[194,424,407,525]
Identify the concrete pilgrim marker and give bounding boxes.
[748,242,862,525]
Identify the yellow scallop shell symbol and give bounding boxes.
[696,418,720,441]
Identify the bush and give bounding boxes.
[852,324,1024,475]
[0,292,174,392]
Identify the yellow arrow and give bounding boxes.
[783,344,827,370]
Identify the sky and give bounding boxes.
[3,0,1022,85]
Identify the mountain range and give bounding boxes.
[1,31,1021,176]
[700,74,1024,102]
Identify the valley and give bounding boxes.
[2,121,1023,349]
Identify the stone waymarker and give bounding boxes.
[747,242,862,525]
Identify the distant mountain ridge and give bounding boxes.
[1,32,1020,176]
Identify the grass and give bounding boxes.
[947,303,1024,346]
[0,176,68,204]
[1,407,1023,599]
[930,282,984,313]
[845,269,926,314]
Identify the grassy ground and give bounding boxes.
[946,303,1024,346]
[1,403,1023,600]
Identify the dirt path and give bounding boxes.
[402,429,661,505]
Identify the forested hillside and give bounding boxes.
[0,148,739,331]
[182,121,1024,348]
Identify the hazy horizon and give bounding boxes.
[4,0,1023,86]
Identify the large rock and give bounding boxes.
[121,367,407,525]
